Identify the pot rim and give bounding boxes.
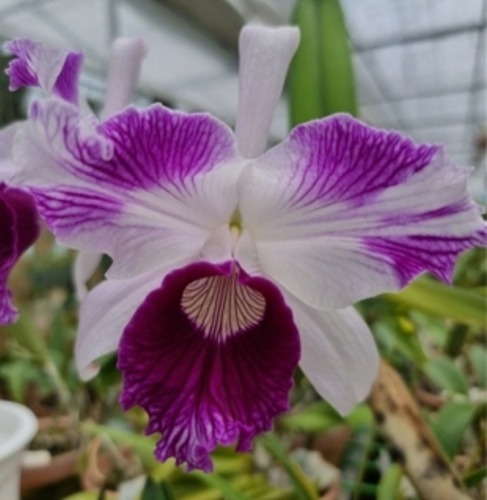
[0,400,37,462]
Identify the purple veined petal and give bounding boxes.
[237,114,487,309]
[235,25,299,159]
[14,99,245,278]
[101,38,147,120]
[71,38,147,296]
[0,185,39,325]
[284,291,379,414]
[75,267,172,380]
[118,260,300,472]
[4,37,83,104]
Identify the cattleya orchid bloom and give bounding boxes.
[3,36,148,300]
[5,26,487,472]
[0,37,83,324]
[0,120,39,324]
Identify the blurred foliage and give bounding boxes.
[0,54,26,126]
[289,0,358,123]
[1,0,486,498]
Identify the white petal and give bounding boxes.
[73,251,103,300]
[235,25,299,158]
[0,122,20,181]
[75,268,166,379]
[14,100,244,279]
[238,115,486,309]
[101,38,147,119]
[285,292,379,414]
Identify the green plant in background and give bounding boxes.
[289,0,358,122]
[287,0,486,498]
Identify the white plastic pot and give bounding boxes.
[0,400,37,500]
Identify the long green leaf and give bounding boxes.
[142,477,175,500]
[289,0,357,126]
[81,422,157,469]
[377,464,403,500]
[432,401,478,457]
[383,278,486,328]
[260,433,319,500]
[424,356,469,395]
[191,472,248,500]
[280,401,342,433]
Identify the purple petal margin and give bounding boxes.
[118,261,300,471]
[23,99,237,192]
[4,37,83,104]
[0,184,39,324]
[238,114,486,309]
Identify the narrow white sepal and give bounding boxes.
[101,38,148,119]
[76,257,190,379]
[0,122,19,181]
[283,291,379,415]
[235,25,300,159]
[75,271,162,379]
[74,251,103,300]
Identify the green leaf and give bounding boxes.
[432,401,478,457]
[345,404,374,428]
[260,433,319,500]
[383,278,486,328]
[377,464,403,500]
[423,357,469,394]
[190,472,249,500]
[280,401,342,433]
[0,361,41,401]
[468,344,487,387]
[142,477,175,500]
[463,466,487,487]
[62,493,102,500]
[373,319,426,365]
[340,423,379,499]
[289,0,357,125]
[81,422,157,469]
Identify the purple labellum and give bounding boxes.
[118,260,300,471]
[0,184,39,324]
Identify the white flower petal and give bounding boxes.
[285,292,379,414]
[0,122,20,181]
[14,100,245,278]
[238,115,486,309]
[75,268,167,379]
[235,25,299,158]
[73,251,103,300]
[101,38,148,119]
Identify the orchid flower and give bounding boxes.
[5,26,486,472]
[0,99,39,324]
[0,37,84,324]
[3,36,147,300]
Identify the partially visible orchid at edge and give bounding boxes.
[0,94,38,324]
[1,36,147,303]
[3,26,486,472]
[0,158,39,323]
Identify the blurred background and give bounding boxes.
[0,1,485,499]
[0,0,485,181]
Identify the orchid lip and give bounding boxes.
[118,260,301,471]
